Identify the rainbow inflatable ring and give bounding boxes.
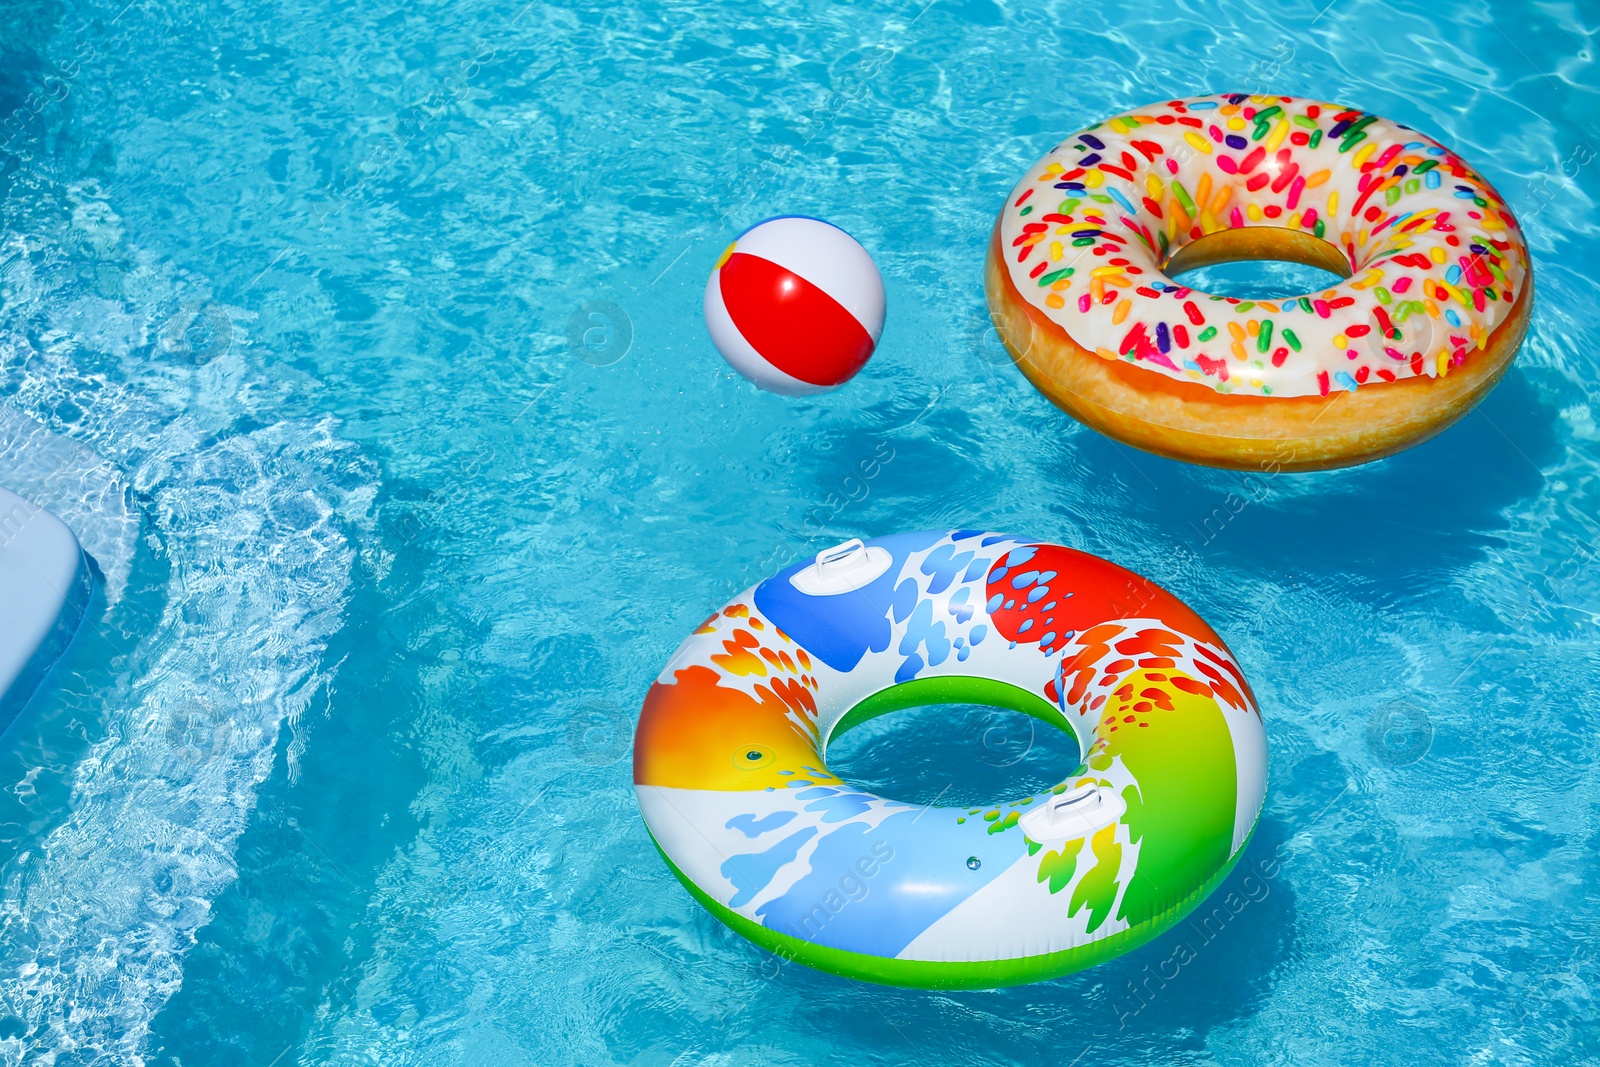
[633,530,1267,988]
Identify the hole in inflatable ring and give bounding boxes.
[823,701,1083,810]
[1165,226,1351,302]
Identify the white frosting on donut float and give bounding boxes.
[998,94,1530,399]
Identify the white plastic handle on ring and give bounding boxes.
[788,537,893,596]
[1018,783,1127,844]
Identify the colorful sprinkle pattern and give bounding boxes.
[999,95,1530,398]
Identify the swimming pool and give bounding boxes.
[1,0,1596,1061]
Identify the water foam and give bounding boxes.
[0,183,377,1065]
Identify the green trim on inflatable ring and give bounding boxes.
[648,827,1256,990]
[826,675,1075,752]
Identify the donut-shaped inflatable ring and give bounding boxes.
[986,94,1533,471]
[633,531,1267,988]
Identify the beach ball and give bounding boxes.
[703,216,885,396]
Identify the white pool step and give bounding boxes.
[0,484,90,726]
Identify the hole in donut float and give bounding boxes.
[1165,226,1350,302]
[823,702,1083,809]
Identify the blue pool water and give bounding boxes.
[1,0,1597,1062]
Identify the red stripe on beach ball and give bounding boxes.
[718,252,876,387]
